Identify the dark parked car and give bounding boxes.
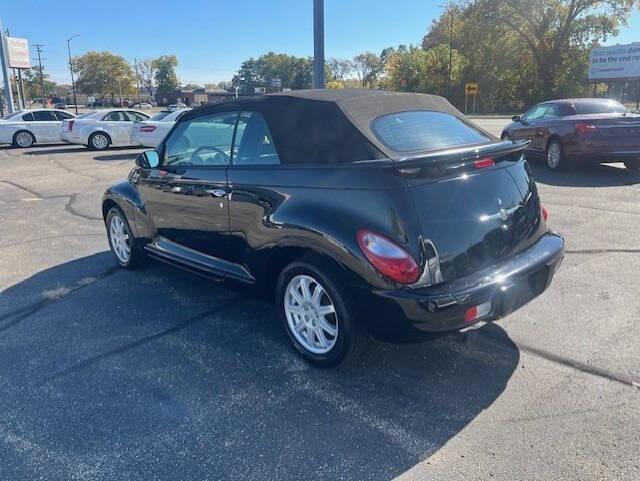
[103,90,564,366]
[502,98,640,171]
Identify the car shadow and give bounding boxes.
[93,151,143,161]
[23,146,88,155]
[529,159,640,187]
[1,253,520,481]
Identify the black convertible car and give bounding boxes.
[103,90,564,366]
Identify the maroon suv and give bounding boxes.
[501,98,640,172]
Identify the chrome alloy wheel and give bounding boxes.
[92,133,109,150]
[15,131,34,147]
[547,142,562,169]
[109,214,131,264]
[284,274,338,354]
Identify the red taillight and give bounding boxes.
[473,158,495,169]
[357,230,420,284]
[541,205,549,221]
[68,120,74,131]
[139,125,156,133]
[575,123,598,135]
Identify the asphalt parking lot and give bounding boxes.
[1,117,639,481]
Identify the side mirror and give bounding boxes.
[512,115,521,123]
[135,150,160,169]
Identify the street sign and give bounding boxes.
[6,37,30,69]
[465,82,479,95]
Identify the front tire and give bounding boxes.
[106,207,146,269]
[276,261,360,367]
[13,130,35,148]
[546,139,568,171]
[89,132,111,151]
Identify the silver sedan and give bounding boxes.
[60,109,150,150]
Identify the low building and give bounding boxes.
[156,88,237,106]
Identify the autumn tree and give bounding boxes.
[137,58,157,97]
[474,0,640,98]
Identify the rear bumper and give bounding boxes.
[355,232,564,340]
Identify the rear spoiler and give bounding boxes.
[354,140,529,168]
[394,139,530,165]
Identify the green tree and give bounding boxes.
[232,52,313,91]
[352,52,385,88]
[327,58,353,82]
[153,55,179,95]
[21,67,57,101]
[73,51,134,101]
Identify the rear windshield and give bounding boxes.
[150,111,172,121]
[372,111,490,153]
[574,101,626,115]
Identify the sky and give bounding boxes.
[3,0,640,86]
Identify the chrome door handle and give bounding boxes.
[206,188,227,197]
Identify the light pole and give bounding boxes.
[313,0,325,89]
[67,34,79,114]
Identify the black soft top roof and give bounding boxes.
[180,89,483,163]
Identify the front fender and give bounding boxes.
[102,178,145,236]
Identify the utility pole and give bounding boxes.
[0,19,15,113]
[67,35,79,114]
[313,0,325,89]
[33,44,46,107]
[134,58,141,105]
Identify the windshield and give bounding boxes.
[574,100,627,115]
[372,110,491,153]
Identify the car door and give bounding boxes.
[137,110,237,263]
[511,104,550,155]
[30,110,60,143]
[124,111,150,143]
[531,103,562,152]
[99,111,131,145]
[226,111,283,273]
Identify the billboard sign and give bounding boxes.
[6,37,30,69]
[589,43,640,80]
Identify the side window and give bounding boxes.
[22,113,34,121]
[54,111,73,120]
[32,111,57,121]
[125,111,148,122]
[523,105,548,121]
[233,112,280,165]
[103,111,127,121]
[543,104,560,119]
[163,111,237,167]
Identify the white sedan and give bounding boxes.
[60,109,150,150]
[131,108,189,147]
[0,109,76,148]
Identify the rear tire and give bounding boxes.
[13,130,35,148]
[546,139,568,171]
[89,132,111,151]
[623,160,640,172]
[276,260,361,367]
[105,207,146,269]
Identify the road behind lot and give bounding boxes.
[1,117,639,481]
